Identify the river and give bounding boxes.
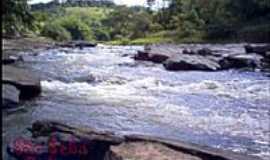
[3,44,270,160]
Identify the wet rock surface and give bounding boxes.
[134,44,269,71]
[7,121,260,160]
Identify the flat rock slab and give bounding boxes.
[111,142,202,160]
[7,120,260,160]
[2,65,41,100]
[124,134,259,160]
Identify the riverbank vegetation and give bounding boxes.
[3,0,270,44]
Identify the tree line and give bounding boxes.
[2,0,270,43]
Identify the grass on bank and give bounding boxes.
[104,30,205,45]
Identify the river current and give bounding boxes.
[4,44,270,159]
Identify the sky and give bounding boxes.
[29,0,148,6]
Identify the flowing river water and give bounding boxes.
[3,44,270,159]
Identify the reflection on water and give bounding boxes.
[9,44,270,159]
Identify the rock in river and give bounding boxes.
[7,120,261,160]
[135,44,264,71]
[2,54,23,65]
[2,65,41,100]
[8,121,124,160]
[164,54,221,71]
[244,44,270,56]
[134,50,171,63]
[222,54,263,69]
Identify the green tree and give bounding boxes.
[103,6,153,40]
[58,16,94,41]
[3,0,34,35]
[41,23,71,41]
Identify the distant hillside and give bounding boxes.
[31,0,115,11]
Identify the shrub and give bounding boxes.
[237,24,270,42]
[59,16,94,41]
[206,24,236,40]
[41,23,71,41]
[94,28,111,41]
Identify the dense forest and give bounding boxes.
[2,0,270,44]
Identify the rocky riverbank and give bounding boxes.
[2,38,268,160]
[2,38,98,109]
[134,44,270,72]
[2,37,52,109]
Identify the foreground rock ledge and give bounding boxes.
[7,121,260,160]
[2,65,41,108]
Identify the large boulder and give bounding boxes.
[2,84,20,108]
[134,45,176,64]
[134,51,171,63]
[8,121,123,160]
[7,133,120,160]
[163,55,221,71]
[222,54,263,69]
[2,65,41,100]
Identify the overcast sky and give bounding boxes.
[29,0,148,6]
